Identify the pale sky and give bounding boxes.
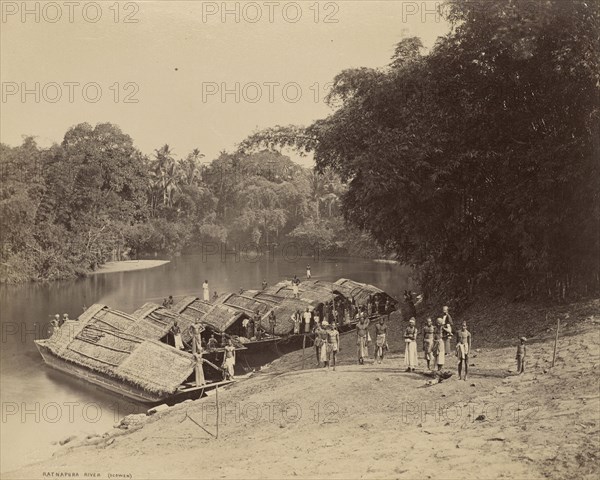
[1,1,450,165]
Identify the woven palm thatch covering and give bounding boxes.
[131,302,199,342]
[334,278,396,305]
[44,321,195,394]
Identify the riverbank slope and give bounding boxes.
[5,297,599,480]
[89,259,170,275]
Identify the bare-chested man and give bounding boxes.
[456,321,472,380]
[325,322,340,370]
[356,316,371,365]
[422,317,435,370]
[188,319,205,354]
[374,318,388,364]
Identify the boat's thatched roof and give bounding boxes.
[262,283,297,298]
[266,297,312,335]
[173,296,213,319]
[80,303,138,332]
[102,278,396,340]
[43,321,195,395]
[252,290,287,304]
[205,303,248,331]
[221,293,271,316]
[174,296,247,332]
[131,302,204,343]
[334,278,396,304]
[264,280,337,305]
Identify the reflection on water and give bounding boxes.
[0,255,411,472]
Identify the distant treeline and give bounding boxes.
[239,0,600,302]
[0,127,383,283]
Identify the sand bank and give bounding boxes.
[91,260,170,275]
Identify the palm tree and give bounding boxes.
[152,144,180,208]
[322,192,340,217]
[179,148,205,186]
[307,168,339,220]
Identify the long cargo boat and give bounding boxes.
[35,277,398,402]
[35,319,233,404]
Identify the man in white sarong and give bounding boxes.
[223,340,236,379]
[202,280,210,302]
[291,310,301,334]
[303,308,312,333]
[404,318,418,372]
[171,320,184,350]
[356,317,370,364]
[433,318,446,370]
[193,353,205,386]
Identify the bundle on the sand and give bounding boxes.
[423,370,453,385]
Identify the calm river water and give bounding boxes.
[0,255,411,472]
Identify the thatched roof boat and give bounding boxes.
[36,308,234,403]
[35,277,397,401]
[175,278,397,340]
[35,321,198,403]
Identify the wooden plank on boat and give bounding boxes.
[177,379,234,393]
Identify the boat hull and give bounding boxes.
[35,341,170,404]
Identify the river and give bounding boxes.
[0,255,411,473]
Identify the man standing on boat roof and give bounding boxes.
[202,280,210,302]
[163,296,174,309]
[292,275,300,298]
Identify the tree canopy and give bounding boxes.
[238,0,600,302]
[1,125,376,282]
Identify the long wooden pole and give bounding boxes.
[302,334,306,370]
[215,384,219,439]
[552,316,560,367]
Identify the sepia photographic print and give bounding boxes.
[1,1,599,479]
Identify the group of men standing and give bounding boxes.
[313,320,340,369]
[352,304,473,381]
[410,306,472,380]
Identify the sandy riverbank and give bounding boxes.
[90,260,170,275]
[4,298,599,480]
